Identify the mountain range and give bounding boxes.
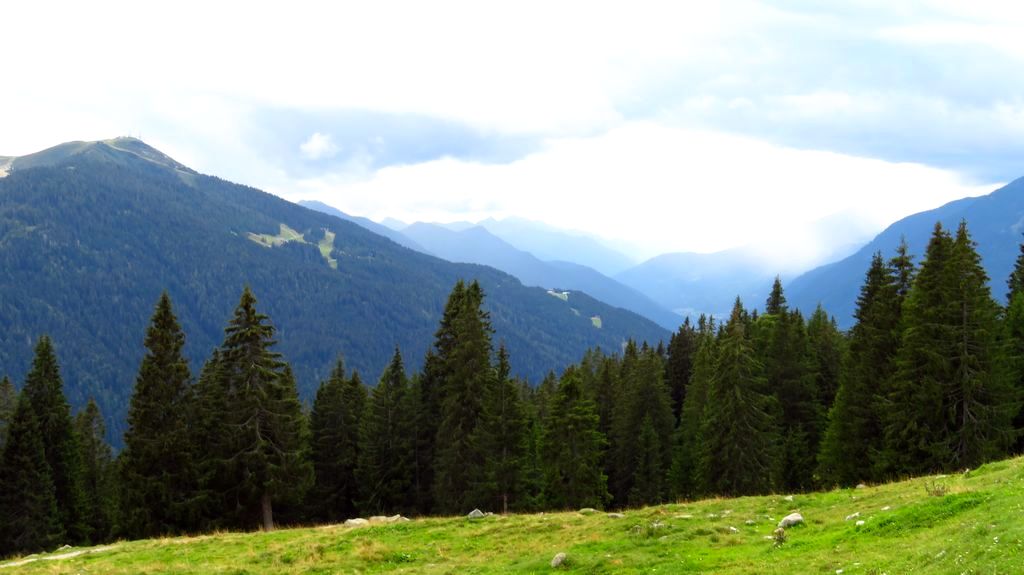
[788,178,1024,326]
[0,138,668,444]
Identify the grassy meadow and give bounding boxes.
[5,455,1022,574]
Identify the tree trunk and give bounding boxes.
[261,491,274,531]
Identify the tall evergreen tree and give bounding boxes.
[669,316,716,499]
[665,319,698,423]
[74,399,117,543]
[471,345,529,513]
[818,252,903,486]
[1005,238,1024,453]
[882,222,1014,475]
[0,376,15,452]
[356,349,414,515]
[205,287,313,530]
[698,299,779,496]
[540,368,609,510]
[307,358,366,522]
[433,281,496,513]
[120,293,197,538]
[21,336,87,543]
[805,305,844,411]
[765,276,786,316]
[0,393,63,556]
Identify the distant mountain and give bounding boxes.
[297,200,428,253]
[0,138,668,444]
[474,217,636,277]
[615,250,779,320]
[788,178,1024,327]
[401,223,682,330]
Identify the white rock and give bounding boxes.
[467,509,486,519]
[856,483,867,489]
[368,516,388,523]
[578,508,598,515]
[551,552,567,568]
[856,520,865,526]
[606,512,625,519]
[778,512,804,528]
[344,518,369,527]
[745,519,756,525]
[881,506,891,511]
[784,495,794,502]
[728,526,739,534]
[845,512,860,521]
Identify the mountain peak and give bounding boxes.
[5,137,193,175]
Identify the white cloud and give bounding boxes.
[299,132,338,160]
[290,122,995,270]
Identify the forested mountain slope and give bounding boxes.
[788,178,1024,325]
[0,138,668,443]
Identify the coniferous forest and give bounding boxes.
[1,220,1022,558]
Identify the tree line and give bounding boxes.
[0,220,1021,557]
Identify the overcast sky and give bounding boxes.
[2,1,1022,267]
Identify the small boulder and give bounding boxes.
[344,518,369,527]
[744,519,756,525]
[467,508,486,520]
[783,495,794,502]
[387,514,410,523]
[578,508,598,515]
[606,512,626,519]
[855,483,867,489]
[855,520,866,527]
[845,512,860,521]
[368,516,388,523]
[727,526,739,534]
[777,512,803,528]
[551,552,567,568]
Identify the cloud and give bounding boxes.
[299,132,339,161]
[290,122,994,270]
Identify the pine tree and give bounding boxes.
[540,368,609,510]
[356,349,414,515]
[471,345,529,513]
[21,336,88,543]
[818,252,903,486]
[433,281,496,513]
[0,393,63,556]
[1004,239,1024,453]
[665,319,698,423]
[0,376,15,452]
[669,316,716,499]
[882,222,1014,475]
[307,358,366,522]
[765,276,786,316]
[120,292,197,538]
[698,299,779,496]
[628,415,663,506]
[805,305,844,411]
[207,287,313,530]
[74,399,117,543]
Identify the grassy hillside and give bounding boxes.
[7,455,1022,573]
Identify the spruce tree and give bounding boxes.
[882,222,1014,475]
[665,319,697,423]
[471,345,529,513]
[765,276,786,316]
[120,292,197,538]
[307,358,365,522]
[74,399,117,543]
[209,287,313,530]
[628,415,663,506]
[21,336,88,543]
[698,299,779,496]
[1005,239,1024,453]
[818,252,903,486]
[669,316,716,499]
[433,281,495,513]
[805,305,844,411]
[356,349,414,515]
[0,376,15,452]
[540,368,609,510]
[0,393,63,556]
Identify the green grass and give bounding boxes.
[591,315,603,328]
[6,456,1024,573]
[248,224,336,269]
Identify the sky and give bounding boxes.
[2,1,1022,269]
